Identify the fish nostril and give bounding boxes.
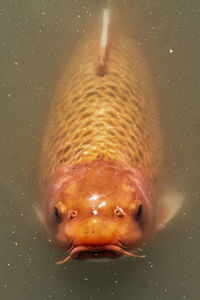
[114,206,125,217]
[68,209,78,220]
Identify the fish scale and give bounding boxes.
[40,26,162,186]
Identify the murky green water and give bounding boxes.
[1,1,199,299]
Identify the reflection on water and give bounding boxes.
[0,1,199,299]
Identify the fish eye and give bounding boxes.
[54,202,66,220]
[68,209,78,220]
[114,207,125,217]
[137,204,143,217]
[54,206,60,219]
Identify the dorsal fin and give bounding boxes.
[96,8,110,76]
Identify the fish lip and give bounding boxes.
[70,245,124,260]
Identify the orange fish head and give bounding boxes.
[50,161,154,261]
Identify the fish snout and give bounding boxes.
[73,216,117,246]
[66,216,127,260]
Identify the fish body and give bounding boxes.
[40,9,182,262]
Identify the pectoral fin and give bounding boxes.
[156,189,184,231]
[34,205,50,234]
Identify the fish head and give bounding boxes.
[50,161,154,260]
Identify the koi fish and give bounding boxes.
[39,8,183,263]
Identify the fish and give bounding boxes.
[39,8,183,264]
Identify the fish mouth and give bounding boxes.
[70,245,124,260]
[56,244,145,264]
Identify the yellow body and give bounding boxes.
[40,24,161,186]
